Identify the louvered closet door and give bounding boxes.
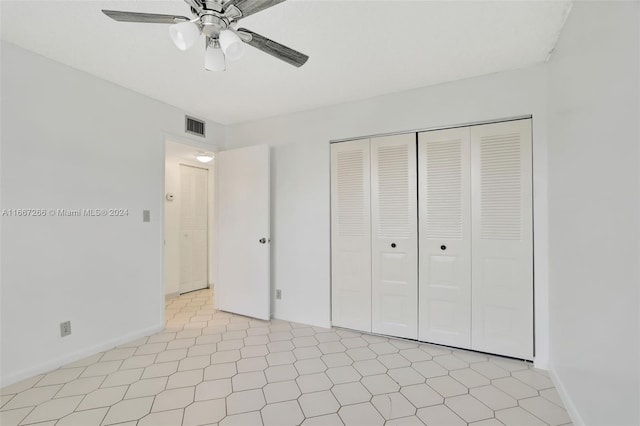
[418,128,472,348]
[331,139,372,332]
[370,134,418,339]
[471,119,533,359]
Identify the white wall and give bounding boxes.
[0,42,222,386]
[547,2,640,425]
[164,141,216,296]
[226,65,552,367]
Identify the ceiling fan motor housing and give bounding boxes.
[200,13,228,38]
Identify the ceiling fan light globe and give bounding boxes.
[169,21,200,51]
[219,30,245,62]
[205,44,226,71]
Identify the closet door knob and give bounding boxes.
[391,243,396,248]
[441,245,447,251]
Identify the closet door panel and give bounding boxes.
[370,134,418,339]
[418,128,472,348]
[471,119,533,359]
[331,139,372,332]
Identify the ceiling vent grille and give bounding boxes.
[185,116,205,137]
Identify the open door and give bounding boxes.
[215,145,270,320]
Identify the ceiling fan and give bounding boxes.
[102,0,309,71]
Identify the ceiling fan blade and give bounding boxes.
[238,28,308,67]
[224,0,287,19]
[102,10,190,24]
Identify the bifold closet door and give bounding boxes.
[370,134,418,339]
[418,127,472,348]
[471,119,533,359]
[331,139,372,332]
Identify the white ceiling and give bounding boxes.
[166,140,215,168]
[1,0,572,125]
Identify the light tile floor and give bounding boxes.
[1,289,572,426]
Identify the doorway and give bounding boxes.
[164,140,215,297]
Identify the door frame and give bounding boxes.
[162,136,218,314]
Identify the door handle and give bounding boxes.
[259,238,268,244]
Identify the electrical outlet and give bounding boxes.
[275,289,282,300]
[60,321,71,337]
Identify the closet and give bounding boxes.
[330,134,418,339]
[331,118,533,360]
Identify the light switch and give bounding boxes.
[143,210,150,222]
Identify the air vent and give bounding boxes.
[185,115,205,137]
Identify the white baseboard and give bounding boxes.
[533,356,549,370]
[0,323,164,388]
[270,313,332,330]
[548,367,585,426]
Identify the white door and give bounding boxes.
[370,134,418,339]
[179,164,209,294]
[418,128,472,348]
[331,139,372,332]
[215,145,270,320]
[470,119,533,359]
